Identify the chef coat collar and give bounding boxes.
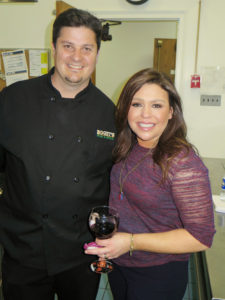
[46,67,92,102]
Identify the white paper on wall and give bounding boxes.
[2,49,28,86]
[29,49,48,77]
[200,66,225,94]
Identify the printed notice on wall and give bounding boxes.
[29,49,49,77]
[201,66,225,94]
[2,49,28,86]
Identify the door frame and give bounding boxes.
[91,11,185,93]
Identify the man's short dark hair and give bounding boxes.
[53,8,102,51]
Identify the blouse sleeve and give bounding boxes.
[170,150,216,247]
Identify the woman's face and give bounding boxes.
[128,83,173,148]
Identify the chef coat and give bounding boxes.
[0,68,116,275]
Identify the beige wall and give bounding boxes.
[96,20,177,103]
[0,0,225,162]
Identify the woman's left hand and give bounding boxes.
[84,232,131,259]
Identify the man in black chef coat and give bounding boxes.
[0,8,116,300]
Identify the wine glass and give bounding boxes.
[88,205,119,274]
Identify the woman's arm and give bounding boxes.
[85,228,208,259]
[132,228,208,254]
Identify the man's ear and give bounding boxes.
[51,42,56,56]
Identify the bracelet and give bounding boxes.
[129,233,134,256]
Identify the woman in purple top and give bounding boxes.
[85,69,215,300]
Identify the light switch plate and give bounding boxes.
[200,95,221,106]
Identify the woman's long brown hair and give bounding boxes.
[113,68,193,182]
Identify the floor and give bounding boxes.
[96,255,199,300]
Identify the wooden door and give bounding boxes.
[55,0,96,84]
[153,38,176,84]
[56,0,73,17]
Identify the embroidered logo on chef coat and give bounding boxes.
[96,129,115,140]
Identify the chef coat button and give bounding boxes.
[48,134,55,140]
[77,136,82,143]
[72,214,78,221]
[42,214,48,219]
[73,176,79,183]
[45,175,51,181]
[50,96,56,102]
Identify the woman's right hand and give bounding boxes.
[84,232,131,260]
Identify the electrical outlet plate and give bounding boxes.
[200,95,221,106]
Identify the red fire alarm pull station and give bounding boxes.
[191,74,200,88]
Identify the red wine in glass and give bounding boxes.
[88,205,119,273]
